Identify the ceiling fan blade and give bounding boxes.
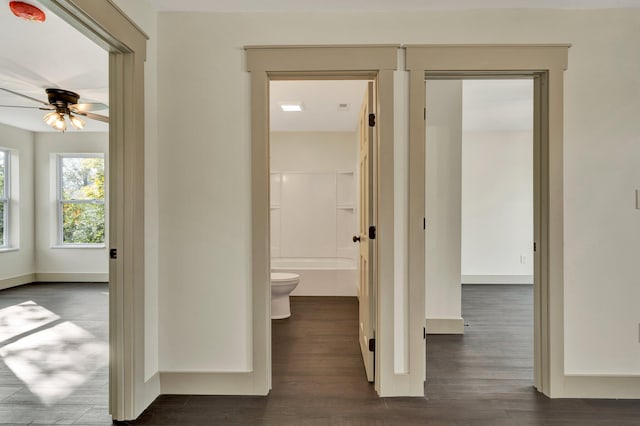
[79,111,110,123]
[70,102,108,112]
[0,104,50,109]
[0,87,50,107]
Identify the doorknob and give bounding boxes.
[352,235,361,243]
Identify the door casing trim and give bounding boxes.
[405,44,569,396]
[38,0,154,419]
[245,45,421,395]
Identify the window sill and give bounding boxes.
[0,247,19,253]
[51,244,106,249]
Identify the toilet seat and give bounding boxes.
[271,272,299,285]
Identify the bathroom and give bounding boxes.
[269,80,369,318]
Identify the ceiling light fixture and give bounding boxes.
[280,103,303,112]
[41,89,88,132]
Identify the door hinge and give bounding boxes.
[368,225,376,240]
[424,107,426,120]
[368,338,375,352]
[368,113,376,127]
[423,327,426,339]
[423,217,426,230]
[109,248,117,260]
[533,242,537,252]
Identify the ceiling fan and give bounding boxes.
[0,87,109,131]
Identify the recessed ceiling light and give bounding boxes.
[280,103,303,112]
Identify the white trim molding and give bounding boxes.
[0,273,36,291]
[561,375,640,399]
[35,273,109,282]
[160,372,265,395]
[462,275,533,285]
[426,318,465,334]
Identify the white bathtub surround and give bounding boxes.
[271,171,357,259]
[271,257,357,296]
[270,131,360,296]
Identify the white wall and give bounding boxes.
[0,123,35,287]
[461,131,534,284]
[156,9,640,377]
[34,132,108,279]
[425,80,463,325]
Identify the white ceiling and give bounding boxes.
[270,81,368,132]
[0,0,108,132]
[150,0,640,12]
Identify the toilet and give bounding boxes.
[271,272,300,319]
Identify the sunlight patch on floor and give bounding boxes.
[0,320,108,406]
[0,301,60,343]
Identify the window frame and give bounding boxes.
[57,153,106,247]
[0,149,9,248]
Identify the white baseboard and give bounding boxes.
[559,375,640,399]
[0,273,36,291]
[35,273,108,282]
[462,275,533,285]
[160,372,269,395]
[426,317,465,334]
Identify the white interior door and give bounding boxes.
[355,81,375,382]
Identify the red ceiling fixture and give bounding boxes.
[9,1,46,22]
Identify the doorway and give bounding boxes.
[268,78,375,386]
[424,77,536,391]
[246,45,406,395]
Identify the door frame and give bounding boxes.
[406,44,569,396]
[38,0,154,420]
[246,45,408,395]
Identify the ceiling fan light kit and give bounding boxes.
[43,111,66,131]
[69,113,85,129]
[9,1,46,22]
[40,89,87,132]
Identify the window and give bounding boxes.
[58,155,105,245]
[0,149,8,248]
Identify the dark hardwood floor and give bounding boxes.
[2,283,640,425]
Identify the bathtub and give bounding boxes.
[271,257,358,296]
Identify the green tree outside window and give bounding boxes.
[60,156,105,244]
